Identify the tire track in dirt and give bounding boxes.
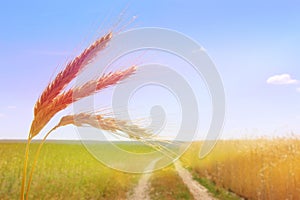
[127,159,160,200]
[174,161,217,200]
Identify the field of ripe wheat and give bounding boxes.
[182,139,300,200]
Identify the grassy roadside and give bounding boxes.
[191,171,243,200]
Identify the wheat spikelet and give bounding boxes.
[34,32,112,116]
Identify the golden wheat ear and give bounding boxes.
[57,113,175,156]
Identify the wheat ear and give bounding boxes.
[34,32,112,116]
[57,113,178,157]
[29,66,136,139]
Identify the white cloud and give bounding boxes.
[267,74,298,85]
[297,88,300,93]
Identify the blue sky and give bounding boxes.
[0,0,300,139]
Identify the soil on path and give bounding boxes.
[127,159,159,200]
[128,160,217,200]
[174,161,217,200]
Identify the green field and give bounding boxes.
[0,141,195,200]
[0,142,143,199]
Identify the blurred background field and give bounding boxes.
[182,139,300,200]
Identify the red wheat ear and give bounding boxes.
[34,32,112,116]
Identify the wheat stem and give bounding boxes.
[20,136,32,200]
[25,127,58,200]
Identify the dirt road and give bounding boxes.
[127,160,216,200]
[174,161,217,200]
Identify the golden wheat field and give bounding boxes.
[182,139,300,200]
